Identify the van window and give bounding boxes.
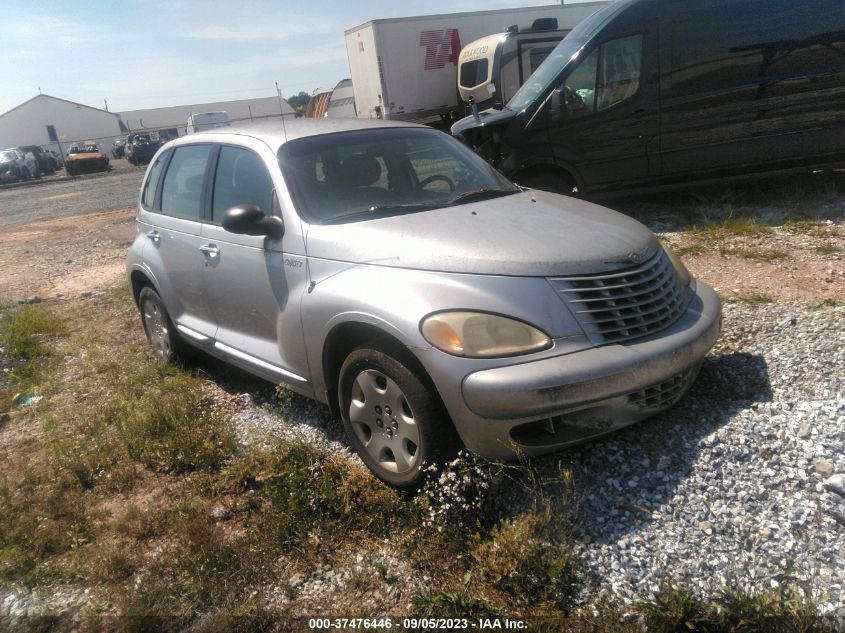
[212,147,274,221]
[460,59,489,88]
[562,48,598,117]
[596,35,643,111]
[160,145,211,220]
[141,149,170,210]
[560,34,642,117]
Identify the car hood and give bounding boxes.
[304,190,657,277]
[451,107,517,136]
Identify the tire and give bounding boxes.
[138,287,187,363]
[21,167,31,181]
[517,170,579,196]
[338,343,457,488]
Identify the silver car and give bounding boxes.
[126,119,721,487]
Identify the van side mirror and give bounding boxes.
[550,88,567,123]
[222,205,284,238]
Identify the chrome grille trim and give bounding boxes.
[549,248,689,345]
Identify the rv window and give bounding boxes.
[460,59,489,88]
[529,47,556,74]
[597,34,643,111]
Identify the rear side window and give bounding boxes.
[211,147,275,221]
[141,150,169,210]
[160,145,211,220]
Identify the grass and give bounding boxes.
[639,583,837,633]
[783,219,829,237]
[734,247,790,262]
[0,304,66,407]
[0,285,838,630]
[723,292,774,305]
[814,242,843,255]
[672,218,787,261]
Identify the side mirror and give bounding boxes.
[222,204,284,238]
[550,88,566,123]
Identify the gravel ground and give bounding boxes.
[223,300,845,620]
[522,301,844,618]
[0,168,143,229]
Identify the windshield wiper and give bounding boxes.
[446,189,517,205]
[322,202,438,224]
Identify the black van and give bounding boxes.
[451,0,845,195]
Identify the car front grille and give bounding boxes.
[548,248,688,345]
[627,366,699,411]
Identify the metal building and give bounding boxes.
[0,94,125,154]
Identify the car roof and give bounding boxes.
[167,117,429,152]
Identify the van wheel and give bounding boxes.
[138,287,186,363]
[338,344,455,488]
[517,170,579,196]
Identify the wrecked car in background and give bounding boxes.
[0,148,38,182]
[65,141,109,176]
[125,133,159,166]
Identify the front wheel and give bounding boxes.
[516,170,579,196]
[338,344,456,487]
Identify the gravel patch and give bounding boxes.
[224,302,844,619]
[560,302,845,618]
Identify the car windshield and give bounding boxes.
[136,135,150,143]
[0,150,16,161]
[278,127,518,224]
[84,144,99,152]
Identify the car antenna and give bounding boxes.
[275,82,288,141]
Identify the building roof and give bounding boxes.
[118,96,295,131]
[0,93,119,120]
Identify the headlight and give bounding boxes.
[662,243,691,287]
[421,311,551,358]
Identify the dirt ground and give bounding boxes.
[665,222,845,302]
[0,208,135,302]
[0,206,842,307]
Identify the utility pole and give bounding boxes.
[104,99,109,112]
[276,82,289,138]
[275,82,284,115]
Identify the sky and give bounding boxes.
[0,0,596,115]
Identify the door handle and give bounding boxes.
[199,244,219,257]
[145,230,160,243]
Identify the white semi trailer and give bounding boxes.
[344,2,611,123]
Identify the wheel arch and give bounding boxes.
[129,268,157,307]
[512,163,580,194]
[321,320,442,425]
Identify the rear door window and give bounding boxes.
[160,145,212,220]
[141,149,170,210]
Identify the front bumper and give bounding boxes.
[451,281,721,458]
